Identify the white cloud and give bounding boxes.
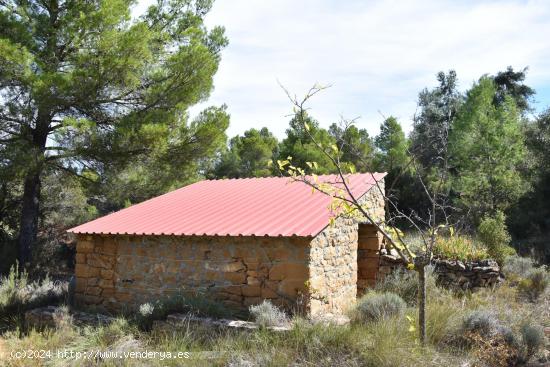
[145,0,550,138]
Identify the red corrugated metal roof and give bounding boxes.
[68,173,386,237]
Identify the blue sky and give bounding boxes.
[138,0,550,138]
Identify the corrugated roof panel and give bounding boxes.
[68,173,386,237]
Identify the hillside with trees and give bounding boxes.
[0,0,548,365]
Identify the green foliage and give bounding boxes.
[94,106,230,210]
[374,116,409,172]
[278,113,337,174]
[477,211,514,265]
[492,66,535,113]
[433,236,489,262]
[508,108,550,263]
[213,127,278,178]
[449,77,526,221]
[517,267,549,302]
[410,70,463,170]
[0,0,229,259]
[328,123,375,172]
[249,300,289,327]
[41,171,98,230]
[352,291,406,323]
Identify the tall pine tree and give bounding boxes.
[449,77,526,222]
[0,0,229,265]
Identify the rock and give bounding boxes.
[152,313,292,333]
[430,257,503,291]
[25,306,115,329]
[311,313,350,326]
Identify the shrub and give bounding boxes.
[425,301,461,346]
[461,310,501,337]
[375,266,439,306]
[249,300,289,327]
[434,236,489,262]
[458,310,524,366]
[477,211,514,265]
[375,269,418,305]
[352,292,406,323]
[503,255,535,279]
[517,267,549,302]
[138,303,155,317]
[520,323,545,362]
[0,264,67,332]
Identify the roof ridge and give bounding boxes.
[203,172,385,182]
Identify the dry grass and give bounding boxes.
[0,269,548,366]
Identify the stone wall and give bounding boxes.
[309,215,358,316]
[376,252,504,291]
[75,234,310,313]
[308,179,386,316]
[74,238,117,307]
[433,259,503,290]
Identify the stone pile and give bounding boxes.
[433,259,503,290]
[377,250,503,291]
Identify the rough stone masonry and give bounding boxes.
[74,179,386,317]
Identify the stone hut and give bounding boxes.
[68,173,386,317]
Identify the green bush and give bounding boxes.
[503,255,535,279]
[520,323,545,362]
[249,300,289,327]
[434,236,489,262]
[477,211,515,265]
[352,291,406,323]
[517,267,549,302]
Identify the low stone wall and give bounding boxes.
[377,252,503,291]
[433,259,503,290]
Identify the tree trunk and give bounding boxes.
[17,111,50,268]
[418,265,427,345]
[17,171,41,266]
